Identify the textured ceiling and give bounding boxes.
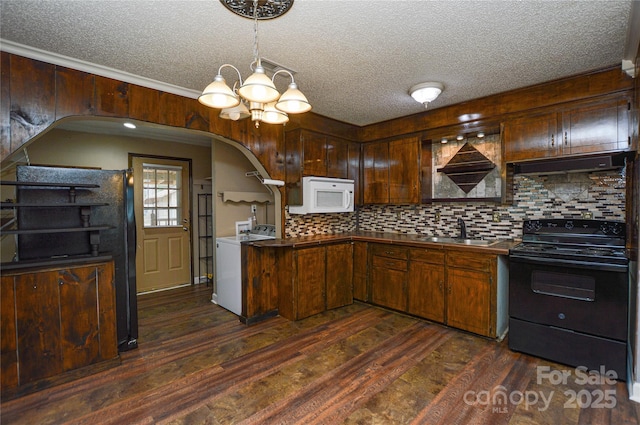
[0,0,636,127]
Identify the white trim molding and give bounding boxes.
[1,39,201,99]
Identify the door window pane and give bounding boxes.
[142,165,182,227]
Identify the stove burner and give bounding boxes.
[511,219,628,268]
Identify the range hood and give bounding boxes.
[513,153,628,175]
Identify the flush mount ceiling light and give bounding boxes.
[409,82,444,109]
[199,0,311,127]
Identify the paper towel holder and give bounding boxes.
[245,171,284,194]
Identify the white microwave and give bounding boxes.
[288,176,354,214]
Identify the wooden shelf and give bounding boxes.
[2,226,113,235]
[0,181,99,188]
[1,202,108,209]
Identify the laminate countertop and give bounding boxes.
[244,231,518,255]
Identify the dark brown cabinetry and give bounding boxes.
[352,241,368,301]
[445,251,496,337]
[388,137,420,204]
[504,97,631,162]
[294,246,327,319]
[407,247,445,323]
[363,136,420,204]
[267,242,354,321]
[366,242,504,338]
[241,244,280,324]
[285,129,357,205]
[326,243,354,310]
[363,141,390,204]
[241,239,507,338]
[1,261,118,398]
[370,244,408,311]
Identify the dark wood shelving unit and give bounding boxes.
[1,180,112,261]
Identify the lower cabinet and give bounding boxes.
[326,243,354,310]
[242,239,507,339]
[370,244,408,311]
[295,246,327,319]
[407,248,445,323]
[279,242,354,321]
[368,242,505,338]
[1,261,118,396]
[352,241,369,301]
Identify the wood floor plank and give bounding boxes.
[2,284,638,425]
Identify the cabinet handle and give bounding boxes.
[551,134,554,147]
[439,280,444,291]
[447,283,451,295]
[564,132,568,145]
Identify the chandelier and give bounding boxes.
[199,0,311,127]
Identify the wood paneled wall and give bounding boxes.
[359,67,634,142]
[0,53,636,198]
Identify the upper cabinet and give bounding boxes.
[504,96,631,162]
[286,129,350,178]
[285,129,359,206]
[363,136,420,204]
[362,141,389,204]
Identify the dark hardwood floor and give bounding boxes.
[2,284,639,424]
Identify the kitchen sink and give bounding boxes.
[418,236,495,246]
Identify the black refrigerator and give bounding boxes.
[16,165,138,352]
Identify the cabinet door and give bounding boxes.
[326,136,349,179]
[14,270,63,384]
[243,245,281,320]
[302,131,327,176]
[326,243,353,310]
[408,261,445,323]
[295,247,326,319]
[352,241,368,301]
[1,275,18,389]
[563,98,630,155]
[59,267,100,371]
[446,267,491,336]
[388,136,420,204]
[503,112,559,162]
[363,141,389,204]
[370,255,407,311]
[348,142,362,206]
[285,130,303,206]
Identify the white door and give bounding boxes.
[132,157,192,293]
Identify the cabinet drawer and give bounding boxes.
[370,244,408,260]
[373,255,407,271]
[410,248,445,264]
[446,252,494,272]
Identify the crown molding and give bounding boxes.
[1,39,201,99]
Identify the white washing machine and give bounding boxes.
[214,225,275,316]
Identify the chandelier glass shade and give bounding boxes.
[199,0,310,126]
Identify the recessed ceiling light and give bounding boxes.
[456,135,464,141]
[441,138,448,144]
[123,122,136,129]
[477,132,485,138]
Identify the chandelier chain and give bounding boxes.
[253,0,260,66]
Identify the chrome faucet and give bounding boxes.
[457,218,467,239]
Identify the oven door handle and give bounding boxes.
[509,254,628,272]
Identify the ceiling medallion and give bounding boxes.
[219,0,294,20]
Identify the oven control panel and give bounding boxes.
[522,219,625,236]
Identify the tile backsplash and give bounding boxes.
[285,168,626,240]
